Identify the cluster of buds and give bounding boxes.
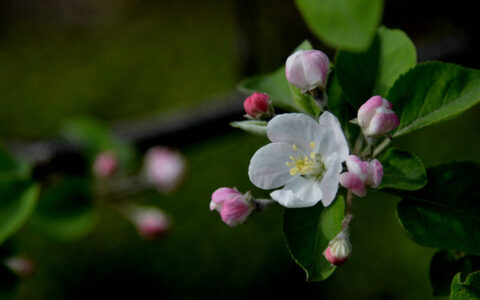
[210,187,255,227]
[127,205,171,239]
[357,95,399,138]
[324,231,352,267]
[340,155,383,197]
[92,151,118,178]
[285,50,330,93]
[144,146,187,193]
[243,92,274,120]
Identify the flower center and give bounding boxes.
[286,142,326,179]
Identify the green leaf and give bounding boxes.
[239,40,320,116]
[230,120,267,136]
[283,196,344,281]
[397,162,480,255]
[29,177,97,241]
[0,178,39,245]
[388,62,480,137]
[295,0,383,51]
[62,117,137,171]
[0,147,31,179]
[430,251,480,297]
[336,27,417,108]
[451,271,480,299]
[378,148,427,191]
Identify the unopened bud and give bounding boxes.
[129,206,171,239]
[324,231,351,267]
[339,155,383,197]
[357,96,399,137]
[4,256,35,279]
[144,146,186,193]
[243,92,273,119]
[210,187,254,227]
[93,151,118,178]
[285,50,330,93]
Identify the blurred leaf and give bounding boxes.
[283,196,344,282]
[0,147,31,179]
[239,40,319,116]
[295,0,383,51]
[62,117,137,171]
[430,251,480,297]
[388,62,480,137]
[0,178,39,245]
[451,271,480,299]
[396,162,480,255]
[230,120,267,136]
[378,148,427,191]
[336,27,416,108]
[29,177,97,241]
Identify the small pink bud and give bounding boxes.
[285,50,330,92]
[357,96,399,136]
[4,256,35,278]
[130,206,171,239]
[340,155,384,197]
[243,92,272,119]
[210,187,254,227]
[93,151,118,178]
[144,146,186,193]
[324,231,351,267]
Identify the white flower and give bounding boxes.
[248,112,349,208]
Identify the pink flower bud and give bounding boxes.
[130,206,171,239]
[210,187,254,227]
[93,151,118,178]
[4,256,35,278]
[285,50,330,92]
[357,96,400,136]
[243,92,272,119]
[144,146,186,193]
[324,231,351,267]
[340,155,384,197]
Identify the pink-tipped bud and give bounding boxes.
[340,155,384,197]
[324,231,351,267]
[285,50,330,92]
[93,151,118,178]
[243,92,272,119]
[357,96,399,137]
[4,256,35,279]
[130,206,171,239]
[210,187,254,227]
[144,146,186,193]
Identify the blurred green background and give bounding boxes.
[1,0,479,299]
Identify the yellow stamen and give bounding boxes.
[310,142,316,149]
[292,144,298,151]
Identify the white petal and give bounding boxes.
[320,153,343,206]
[248,143,295,189]
[317,112,349,160]
[271,176,322,208]
[267,113,323,153]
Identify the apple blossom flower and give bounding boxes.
[248,112,349,208]
[210,187,254,227]
[93,151,118,178]
[128,206,171,239]
[4,256,35,278]
[144,146,186,193]
[285,50,330,92]
[324,231,351,267]
[243,92,273,119]
[339,155,383,197]
[358,96,399,137]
